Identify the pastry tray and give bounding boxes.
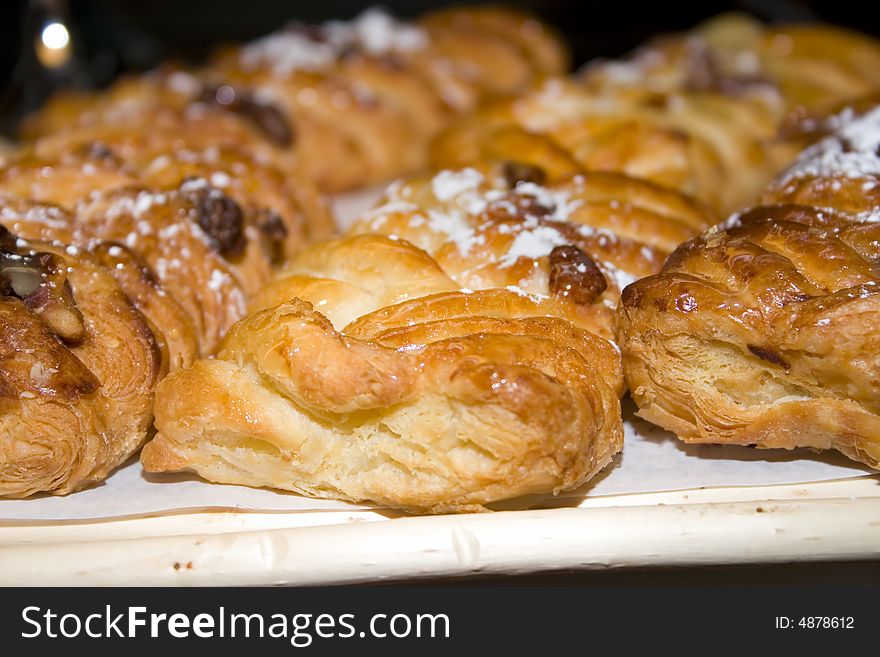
[2,191,879,585]
[2,475,879,585]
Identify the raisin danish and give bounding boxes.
[10,84,334,258]
[0,180,285,494]
[3,183,251,356]
[431,15,880,215]
[430,79,786,215]
[618,105,880,469]
[0,73,328,498]
[142,234,623,513]
[0,226,163,497]
[141,165,715,512]
[582,13,880,113]
[24,7,567,193]
[347,164,713,338]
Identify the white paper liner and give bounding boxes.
[1,401,870,521]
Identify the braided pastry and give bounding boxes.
[142,165,714,511]
[10,78,333,258]
[0,225,163,497]
[0,200,267,495]
[583,14,880,113]
[347,164,713,339]
[430,79,786,215]
[0,136,324,494]
[0,5,563,498]
[1,40,340,499]
[618,105,880,469]
[0,177,272,496]
[142,233,622,513]
[431,15,880,215]
[24,7,567,193]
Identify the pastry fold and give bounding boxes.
[0,229,162,497]
[23,7,567,193]
[618,105,880,468]
[143,289,623,513]
[143,163,718,511]
[431,14,880,215]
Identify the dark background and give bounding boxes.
[3,0,880,133]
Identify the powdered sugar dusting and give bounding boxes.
[600,260,638,292]
[208,269,231,291]
[366,169,594,265]
[426,209,485,255]
[513,181,582,221]
[241,8,427,76]
[104,190,170,221]
[166,71,201,96]
[326,8,427,55]
[505,285,547,301]
[0,204,71,230]
[498,226,568,266]
[779,106,880,184]
[432,168,484,201]
[854,208,880,224]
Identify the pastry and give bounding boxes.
[347,163,713,340]
[0,174,278,495]
[0,198,199,372]
[582,13,880,113]
[430,79,786,214]
[0,72,327,498]
[23,8,568,193]
[0,154,325,499]
[142,163,715,511]
[11,90,333,258]
[618,104,880,468]
[431,15,880,215]
[142,234,623,513]
[206,6,566,191]
[0,225,162,497]
[3,182,252,355]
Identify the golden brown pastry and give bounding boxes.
[20,68,297,165]
[618,104,880,468]
[2,181,254,355]
[581,13,880,112]
[24,7,567,193]
[0,175,278,495]
[143,234,623,513]
[142,165,716,512]
[209,7,566,191]
[347,164,713,340]
[0,197,199,372]
[0,226,163,497]
[432,15,880,216]
[430,79,786,214]
[11,93,333,256]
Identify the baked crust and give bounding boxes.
[430,79,784,214]
[582,14,880,111]
[143,161,715,511]
[23,8,567,193]
[0,230,162,497]
[618,106,880,468]
[11,98,333,256]
[143,235,623,513]
[432,15,880,215]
